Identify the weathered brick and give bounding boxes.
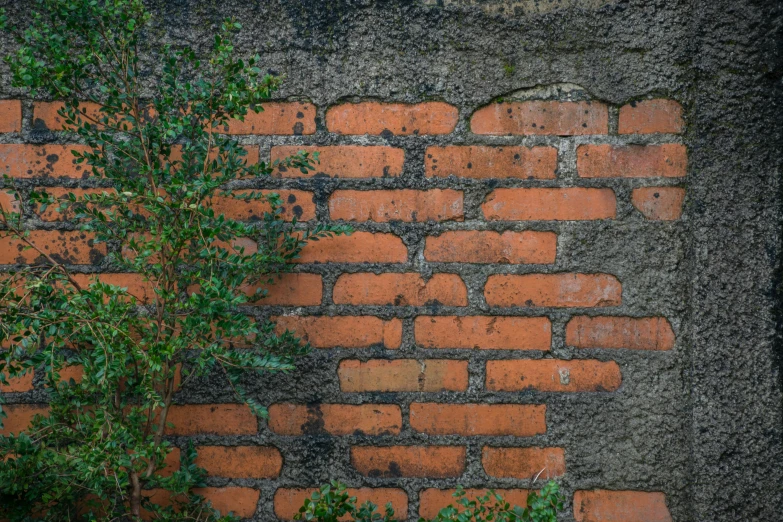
[482,447,566,478]
[274,316,402,349]
[35,187,114,221]
[1,404,48,435]
[271,145,404,178]
[471,101,608,136]
[33,101,104,131]
[577,144,687,178]
[333,273,468,306]
[0,144,92,178]
[210,189,316,222]
[410,403,546,436]
[482,188,616,221]
[268,403,402,435]
[619,99,684,135]
[71,273,155,303]
[0,100,22,132]
[573,490,673,522]
[485,359,622,392]
[194,446,282,478]
[424,230,556,264]
[243,273,323,306]
[351,446,466,477]
[414,316,551,351]
[224,101,316,135]
[326,102,458,136]
[146,487,259,519]
[339,359,469,392]
[274,488,408,521]
[484,274,622,308]
[165,404,257,435]
[0,231,105,265]
[566,316,675,351]
[631,187,685,220]
[1,370,34,392]
[419,489,530,519]
[0,191,19,213]
[425,145,557,179]
[329,189,463,222]
[296,232,407,264]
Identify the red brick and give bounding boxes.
[566,316,675,351]
[326,102,458,136]
[274,316,402,349]
[268,403,402,435]
[0,144,92,178]
[351,446,466,477]
[243,273,323,306]
[210,189,316,221]
[71,273,155,303]
[339,359,469,392]
[486,359,622,392]
[224,101,316,135]
[0,191,19,213]
[35,187,116,221]
[419,489,530,519]
[145,487,259,519]
[619,99,684,135]
[577,144,687,178]
[482,188,616,221]
[1,370,34,392]
[165,404,257,435]
[631,187,685,220]
[271,145,404,178]
[410,403,546,436]
[573,490,672,522]
[0,100,22,132]
[471,101,608,136]
[0,231,105,265]
[484,274,622,308]
[274,488,408,521]
[333,273,468,306]
[414,316,551,351]
[296,232,407,264]
[424,230,556,264]
[33,101,104,131]
[482,447,565,478]
[425,145,557,179]
[329,189,463,222]
[1,404,48,435]
[195,446,282,478]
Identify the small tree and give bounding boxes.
[0,1,347,520]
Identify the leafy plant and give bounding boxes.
[295,481,396,522]
[0,0,347,520]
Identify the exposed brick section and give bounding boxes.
[210,189,316,221]
[471,101,608,136]
[33,101,103,131]
[573,490,673,522]
[0,100,22,132]
[351,446,466,477]
[486,359,622,392]
[410,403,546,436]
[0,231,105,265]
[339,359,469,392]
[419,489,530,519]
[329,189,464,222]
[326,101,459,136]
[71,274,155,303]
[242,273,322,306]
[195,446,282,478]
[425,145,557,179]
[198,487,259,519]
[482,447,566,478]
[0,404,48,435]
[1,370,34,392]
[631,187,685,220]
[424,230,556,264]
[35,187,114,221]
[482,188,616,221]
[333,273,468,306]
[484,274,622,308]
[296,232,407,264]
[274,316,402,349]
[566,316,675,351]
[619,99,684,135]
[225,101,316,135]
[271,145,405,178]
[577,144,687,178]
[268,403,402,435]
[414,316,551,351]
[0,144,92,178]
[275,488,408,521]
[0,191,19,213]
[165,404,257,435]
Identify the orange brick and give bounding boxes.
[268,403,402,435]
[1,370,34,392]
[471,101,608,136]
[33,101,104,131]
[326,102,458,136]
[333,273,468,306]
[482,188,616,221]
[144,487,259,519]
[486,359,622,392]
[0,144,92,178]
[573,490,672,522]
[274,488,408,521]
[271,145,404,178]
[484,274,622,308]
[425,145,557,179]
[165,404,257,435]
[274,316,402,349]
[296,232,407,264]
[566,316,675,351]
[482,447,565,478]
[631,187,685,220]
[195,446,282,478]
[70,274,154,302]
[424,230,556,264]
[329,189,463,222]
[244,273,323,306]
[35,187,116,221]
[351,446,466,477]
[224,101,316,135]
[414,316,551,351]
[210,189,316,221]
[0,191,19,213]
[577,144,687,178]
[1,404,48,435]
[619,99,684,135]
[0,231,105,265]
[419,489,530,519]
[410,403,546,436]
[339,359,469,392]
[0,100,22,132]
